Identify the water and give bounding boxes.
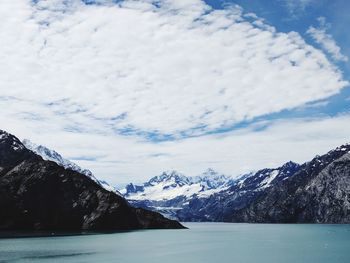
[1,223,350,263]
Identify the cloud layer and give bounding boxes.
[307,17,348,62]
[3,111,350,186]
[0,0,349,184]
[1,0,347,136]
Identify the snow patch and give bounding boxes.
[259,170,279,189]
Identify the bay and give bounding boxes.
[1,223,349,263]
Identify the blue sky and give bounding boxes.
[196,0,350,138]
[1,0,349,185]
[206,0,350,130]
[107,0,350,142]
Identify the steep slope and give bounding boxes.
[0,130,184,231]
[177,161,301,221]
[229,145,350,223]
[22,139,117,193]
[177,145,350,223]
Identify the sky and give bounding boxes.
[1,0,349,187]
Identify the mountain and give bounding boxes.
[177,161,301,221]
[121,169,234,199]
[22,139,117,194]
[119,169,235,219]
[178,145,350,223]
[0,130,184,231]
[120,144,350,223]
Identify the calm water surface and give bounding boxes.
[0,223,350,263]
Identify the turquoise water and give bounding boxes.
[1,223,350,263]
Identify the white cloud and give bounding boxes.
[281,0,314,17]
[2,107,350,186]
[0,0,347,136]
[307,17,348,62]
[0,0,349,185]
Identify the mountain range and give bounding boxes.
[0,130,184,231]
[3,128,349,225]
[120,145,350,223]
[120,169,236,219]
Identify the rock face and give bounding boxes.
[0,130,184,231]
[229,147,350,223]
[177,145,350,223]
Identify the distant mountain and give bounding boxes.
[177,161,301,221]
[120,145,350,223]
[22,139,118,194]
[119,169,236,219]
[178,145,350,223]
[0,130,184,231]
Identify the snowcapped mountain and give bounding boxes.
[0,131,26,152]
[178,144,350,223]
[233,161,301,192]
[22,139,92,177]
[119,161,307,220]
[22,139,116,193]
[120,163,301,205]
[119,169,235,219]
[121,169,234,201]
[0,129,184,230]
[12,131,350,223]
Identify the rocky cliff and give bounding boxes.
[0,130,184,231]
[177,144,350,223]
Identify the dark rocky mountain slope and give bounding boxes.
[177,144,350,223]
[0,130,184,231]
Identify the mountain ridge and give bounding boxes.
[178,143,350,222]
[119,169,238,219]
[22,139,118,194]
[5,129,349,224]
[121,169,235,198]
[0,130,184,231]
[119,144,350,223]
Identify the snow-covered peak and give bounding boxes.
[233,161,301,191]
[147,170,190,187]
[194,168,232,189]
[120,168,235,201]
[22,139,93,176]
[22,139,118,194]
[0,130,25,151]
